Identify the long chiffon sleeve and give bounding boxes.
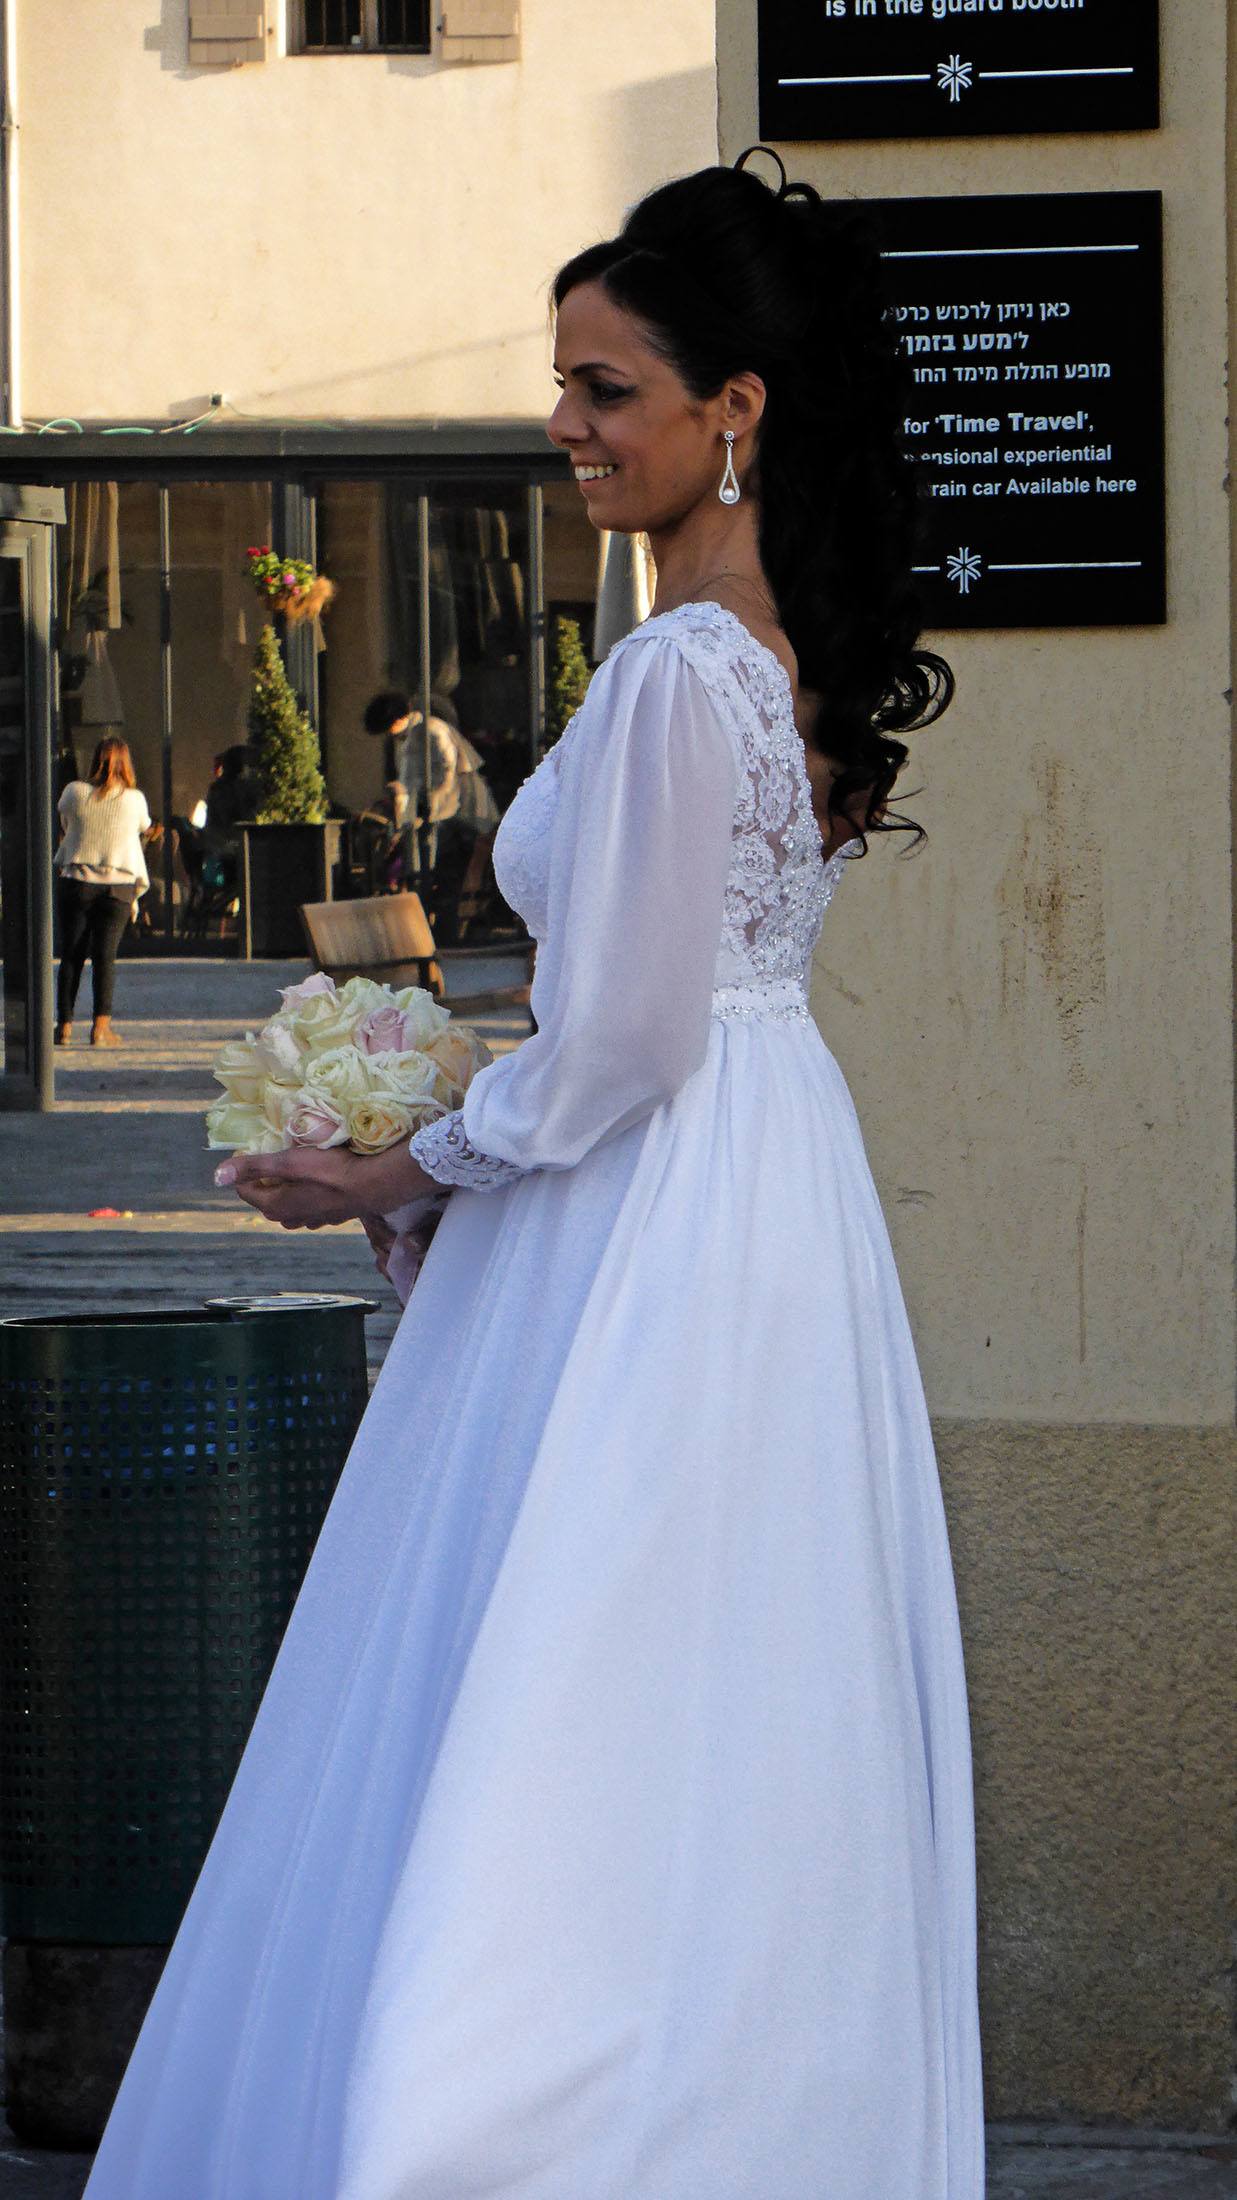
[409,635,738,1189]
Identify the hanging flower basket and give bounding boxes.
[244,545,336,626]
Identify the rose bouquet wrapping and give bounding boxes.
[207,972,492,1300]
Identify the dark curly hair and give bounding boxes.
[551,150,952,847]
[362,690,412,735]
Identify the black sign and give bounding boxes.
[863,191,1165,629]
[760,0,1159,142]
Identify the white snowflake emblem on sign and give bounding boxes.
[946,546,983,596]
[937,54,973,103]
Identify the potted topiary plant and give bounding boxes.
[546,613,593,749]
[236,548,342,958]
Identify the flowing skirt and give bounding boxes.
[83,1015,984,2200]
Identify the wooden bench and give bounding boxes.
[300,894,537,1017]
[299,894,443,997]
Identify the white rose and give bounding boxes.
[286,988,366,1056]
[389,986,452,1048]
[300,1044,378,1112]
[252,1019,306,1087]
[336,975,394,1021]
[260,1083,301,1142]
[205,1096,286,1153]
[211,1037,265,1108]
[367,1048,454,1116]
[346,1095,417,1156]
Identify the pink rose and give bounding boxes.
[286,1096,349,1149]
[356,1003,416,1056]
[279,971,336,1009]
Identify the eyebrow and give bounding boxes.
[553,359,627,379]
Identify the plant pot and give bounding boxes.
[237,820,345,959]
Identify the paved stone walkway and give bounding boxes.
[0,2123,1232,2197]
[1,964,1233,2196]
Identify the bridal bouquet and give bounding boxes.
[205,971,491,1158]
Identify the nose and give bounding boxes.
[546,391,585,448]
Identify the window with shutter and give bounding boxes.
[187,1,269,65]
[440,0,520,64]
[293,0,431,51]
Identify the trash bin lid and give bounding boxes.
[204,1292,380,1316]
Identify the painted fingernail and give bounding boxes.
[214,1163,237,1187]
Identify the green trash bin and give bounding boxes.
[0,1292,375,2146]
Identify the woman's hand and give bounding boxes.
[214,1145,361,1230]
[361,1214,396,1278]
[215,1142,438,1230]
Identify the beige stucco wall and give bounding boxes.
[941,1420,1235,2129]
[721,8,1234,1431]
[17,0,716,422]
[718,0,1237,2130]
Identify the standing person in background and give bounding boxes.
[361,689,416,787]
[54,735,150,1047]
[203,744,259,848]
[401,695,500,943]
[371,687,459,872]
[362,689,495,940]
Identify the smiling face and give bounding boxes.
[548,280,761,537]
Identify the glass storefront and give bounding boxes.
[316,477,533,821]
[48,461,600,951]
[55,482,276,940]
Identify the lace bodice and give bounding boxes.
[493,601,856,998]
[411,602,858,1190]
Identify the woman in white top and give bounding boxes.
[54,735,150,1047]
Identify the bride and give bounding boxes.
[84,152,984,2199]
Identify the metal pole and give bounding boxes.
[26,527,53,1108]
[158,487,174,946]
[526,480,545,768]
[416,491,433,888]
[0,0,20,428]
[276,481,319,736]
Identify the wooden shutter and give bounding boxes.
[440,0,520,64]
[187,2,269,65]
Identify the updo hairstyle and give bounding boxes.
[552,151,953,846]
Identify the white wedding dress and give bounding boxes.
[84,600,984,2200]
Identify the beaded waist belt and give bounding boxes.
[710,977,809,1024]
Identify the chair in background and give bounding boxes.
[173,817,237,942]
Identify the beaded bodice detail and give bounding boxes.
[410,603,860,1189]
[493,600,857,1008]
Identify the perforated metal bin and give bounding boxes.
[0,1294,374,1947]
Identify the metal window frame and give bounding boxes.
[292,0,432,53]
[0,494,61,1110]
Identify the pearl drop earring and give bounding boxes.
[718,430,741,506]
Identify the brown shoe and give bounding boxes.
[90,1016,122,1048]
[54,1021,72,1046]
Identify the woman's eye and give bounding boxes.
[590,383,631,405]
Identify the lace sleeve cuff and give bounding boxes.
[409,1109,527,1191]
